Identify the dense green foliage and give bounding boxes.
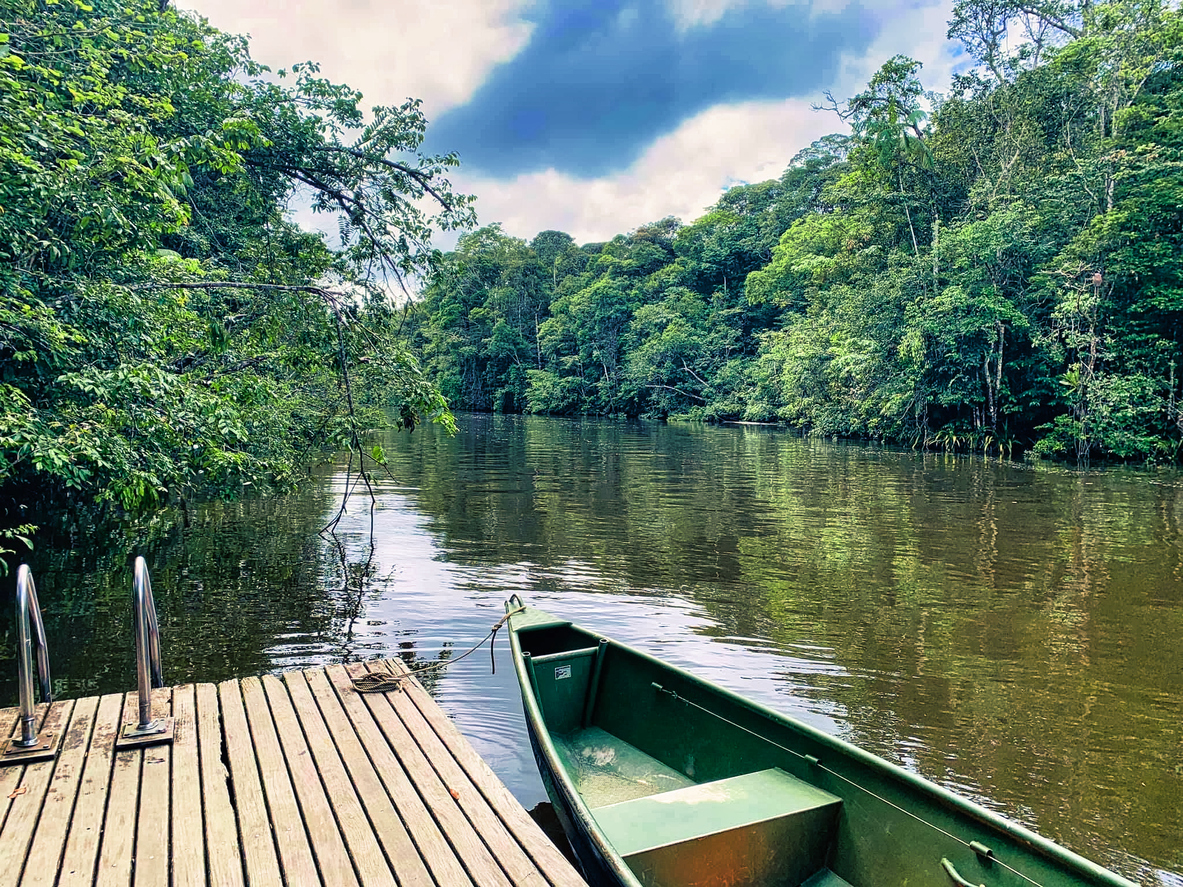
[0,0,473,556]
[414,0,1183,463]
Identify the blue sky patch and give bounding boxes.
[427,0,881,178]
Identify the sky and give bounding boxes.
[183,0,963,246]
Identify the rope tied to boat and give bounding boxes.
[351,605,526,694]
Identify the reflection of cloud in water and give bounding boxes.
[305,488,857,807]
[277,419,1183,884]
[524,589,851,733]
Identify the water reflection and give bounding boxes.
[3,414,1180,884]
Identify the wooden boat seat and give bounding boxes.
[593,767,843,887]
[801,869,855,887]
[556,727,697,808]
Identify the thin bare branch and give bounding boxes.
[319,145,454,209]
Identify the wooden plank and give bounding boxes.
[260,674,358,887]
[19,697,98,887]
[324,665,475,887]
[0,708,18,742]
[57,693,124,887]
[2,665,586,887]
[0,702,49,832]
[218,680,282,887]
[285,670,414,887]
[240,676,319,886]
[343,662,514,887]
[0,704,27,814]
[372,665,546,887]
[170,685,206,887]
[0,700,75,887]
[388,660,587,887]
[133,687,172,887]
[94,694,146,887]
[0,663,588,887]
[302,669,433,887]
[195,683,245,887]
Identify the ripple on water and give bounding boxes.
[11,415,1179,884]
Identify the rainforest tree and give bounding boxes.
[0,0,474,555]
[412,0,1183,465]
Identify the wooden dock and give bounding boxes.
[0,660,589,887]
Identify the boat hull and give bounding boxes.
[506,597,1136,887]
[523,710,625,887]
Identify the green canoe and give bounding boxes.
[505,597,1137,887]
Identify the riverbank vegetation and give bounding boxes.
[4,0,1181,564]
[412,0,1183,464]
[0,0,472,556]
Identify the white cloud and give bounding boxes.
[454,97,841,245]
[179,0,534,116]
[452,0,958,245]
[667,0,804,31]
[666,0,748,30]
[181,0,960,251]
[835,0,959,95]
[665,0,798,32]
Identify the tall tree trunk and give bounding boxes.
[932,216,940,290]
[900,168,919,258]
[993,320,1004,427]
[983,352,994,431]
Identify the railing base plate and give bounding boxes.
[116,716,175,750]
[0,731,62,766]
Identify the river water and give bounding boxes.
[5,414,1181,884]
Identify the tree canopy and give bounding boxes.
[6,0,1182,569]
[0,0,475,563]
[412,0,1183,465]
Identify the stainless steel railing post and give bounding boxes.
[14,565,51,745]
[133,556,163,730]
[116,556,173,748]
[1,565,61,765]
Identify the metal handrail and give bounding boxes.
[13,564,52,748]
[113,556,173,749]
[131,555,164,732]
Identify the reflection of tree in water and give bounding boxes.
[320,517,461,695]
[3,488,340,701]
[321,448,416,662]
[323,529,379,660]
[393,636,454,695]
[374,418,1183,880]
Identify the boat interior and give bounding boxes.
[516,618,857,887]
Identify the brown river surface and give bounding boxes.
[4,414,1181,884]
